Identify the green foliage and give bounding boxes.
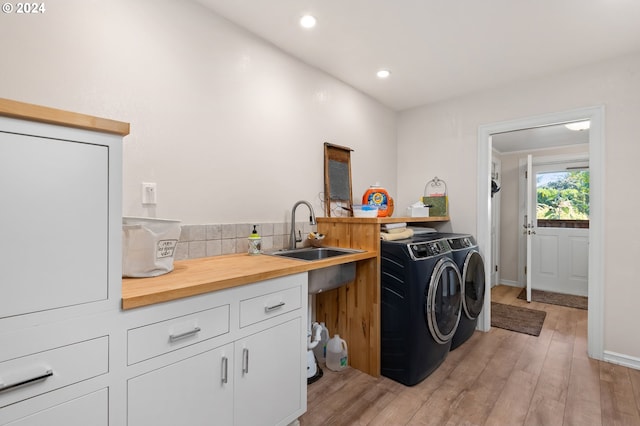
[536,171,589,220]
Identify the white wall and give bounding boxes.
[397,52,640,359]
[0,0,397,224]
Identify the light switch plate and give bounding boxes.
[142,182,157,204]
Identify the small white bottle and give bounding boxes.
[248,225,261,255]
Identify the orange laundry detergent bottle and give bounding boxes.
[362,183,394,217]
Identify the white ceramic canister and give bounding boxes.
[326,334,348,372]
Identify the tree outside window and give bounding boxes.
[536,170,589,222]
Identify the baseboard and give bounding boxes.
[499,279,522,288]
[603,350,640,371]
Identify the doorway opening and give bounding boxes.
[518,153,590,298]
[477,106,604,360]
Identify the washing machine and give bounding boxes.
[380,236,462,386]
[437,233,485,350]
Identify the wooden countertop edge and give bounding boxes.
[121,250,376,310]
[317,216,449,224]
[0,98,130,136]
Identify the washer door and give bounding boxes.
[425,257,462,344]
[462,250,485,320]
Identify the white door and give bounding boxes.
[525,155,533,302]
[529,160,589,297]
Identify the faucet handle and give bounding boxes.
[295,230,302,243]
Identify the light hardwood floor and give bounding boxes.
[300,285,640,426]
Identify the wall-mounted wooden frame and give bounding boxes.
[323,142,353,217]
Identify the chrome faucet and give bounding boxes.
[290,200,317,249]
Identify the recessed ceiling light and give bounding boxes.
[300,15,317,29]
[565,121,590,131]
[376,69,391,79]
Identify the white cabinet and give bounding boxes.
[0,103,126,426]
[125,274,307,426]
[0,132,109,318]
[234,318,303,426]
[128,343,234,426]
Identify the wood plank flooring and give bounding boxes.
[300,285,640,426]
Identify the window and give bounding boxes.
[536,169,589,228]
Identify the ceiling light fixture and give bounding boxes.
[300,15,317,29]
[565,121,590,131]
[376,69,391,79]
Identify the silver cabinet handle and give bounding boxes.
[265,302,285,313]
[0,368,53,393]
[242,348,249,374]
[169,326,201,342]
[221,356,228,384]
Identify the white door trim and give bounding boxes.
[491,153,501,288]
[476,105,605,360]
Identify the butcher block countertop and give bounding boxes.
[121,250,376,310]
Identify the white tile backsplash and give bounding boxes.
[221,238,235,255]
[188,240,206,258]
[206,224,222,240]
[206,240,222,257]
[221,224,236,239]
[176,221,316,260]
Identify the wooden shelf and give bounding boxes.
[317,216,449,224]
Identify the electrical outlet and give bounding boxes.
[142,182,157,205]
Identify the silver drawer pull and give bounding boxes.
[169,326,201,342]
[0,368,53,393]
[265,302,285,313]
[221,356,228,384]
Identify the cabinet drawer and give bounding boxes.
[4,388,108,426]
[240,286,301,328]
[127,305,230,365]
[0,337,108,409]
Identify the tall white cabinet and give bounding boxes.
[0,99,128,425]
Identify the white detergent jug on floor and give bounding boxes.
[312,322,329,363]
[326,334,348,372]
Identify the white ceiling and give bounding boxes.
[194,0,640,112]
[491,123,590,153]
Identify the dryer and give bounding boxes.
[438,233,485,350]
[380,237,462,386]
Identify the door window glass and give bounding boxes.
[536,169,589,228]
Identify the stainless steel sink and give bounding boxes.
[269,247,363,293]
[270,247,362,261]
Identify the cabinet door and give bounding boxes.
[0,132,108,318]
[235,318,303,426]
[127,343,233,426]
